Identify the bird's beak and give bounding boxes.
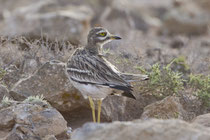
[109,35,121,40]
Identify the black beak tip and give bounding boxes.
[116,36,122,40]
[114,36,121,40]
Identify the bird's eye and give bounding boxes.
[99,32,107,36]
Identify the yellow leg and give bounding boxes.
[97,99,102,123]
[88,96,96,122]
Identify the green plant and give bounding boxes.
[170,56,190,72]
[189,74,210,107]
[1,96,14,106]
[137,58,185,98]
[137,57,210,107]
[23,95,49,105]
[135,66,148,74]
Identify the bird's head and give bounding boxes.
[87,27,121,46]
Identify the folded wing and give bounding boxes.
[66,50,135,99]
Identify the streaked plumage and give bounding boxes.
[66,48,135,99]
[66,27,148,122]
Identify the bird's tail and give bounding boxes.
[120,73,149,82]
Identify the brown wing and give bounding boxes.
[66,49,133,93]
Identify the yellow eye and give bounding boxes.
[99,32,106,36]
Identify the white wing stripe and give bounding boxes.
[67,68,90,74]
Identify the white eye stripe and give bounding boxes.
[98,36,106,40]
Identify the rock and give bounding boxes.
[43,135,57,140]
[21,58,39,75]
[0,0,93,44]
[194,0,210,11]
[98,0,164,34]
[0,100,68,140]
[10,61,87,112]
[0,85,10,101]
[71,119,210,140]
[192,113,210,127]
[0,36,76,89]
[161,2,209,35]
[170,35,188,49]
[101,96,144,121]
[66,0,111,21]
[141,96,188,120]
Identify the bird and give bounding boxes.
[66,27,148,123]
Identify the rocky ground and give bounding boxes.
[0,0,210,140]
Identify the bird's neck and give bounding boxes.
[85,42,103,55]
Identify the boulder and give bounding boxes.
[10,61,87,112]
[0,36,76,89]
[0,99,69,140]
[0,0,93,44]
[141,96,188,120]
[98,0,165,34]
[161,2,209,35]
[71,119,210,140]
[101,95,144,121]
[194,0,210,11]
[192,113,210,127]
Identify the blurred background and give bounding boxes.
[0,0,209,75]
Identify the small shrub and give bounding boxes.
[171,56,190,73]
[23,95,49,106]
[137,57,210,108]
[1,96,14,106]
[137,58,185,98]
[189,74,210,107]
